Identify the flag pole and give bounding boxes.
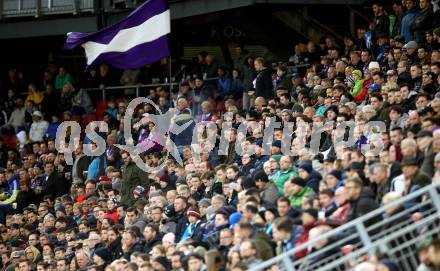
[168,56,172,91]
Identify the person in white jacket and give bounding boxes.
[29,111,49,142]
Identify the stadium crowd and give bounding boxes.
[1,1,440,271]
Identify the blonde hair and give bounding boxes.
[255,97,266,106]
[25,246,41,263]
[382,192,402,204]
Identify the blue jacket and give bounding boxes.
[46,122,60,140]
[217,77,232,98]
[230,78,244,97]
[306,170,323,193]
[401,9,419,42]
[87,156,106,180]
[7,175,20,197]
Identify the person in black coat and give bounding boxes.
[42,162,66,198]
[173,196,189,241]
[15,180,35,212]
[346,177,381,229]
[72,145,91,180]
[411,0,434,44]
[254,57,274,100]
[121,230,144,261]
[143,224,163,254]
[108,229,123,261]
[41,84,60,118]
[372,2,390,41]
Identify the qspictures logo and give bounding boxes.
[55,97,386,173]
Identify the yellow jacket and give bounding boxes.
[26,91,44,105]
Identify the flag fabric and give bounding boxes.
[64,0,170,70]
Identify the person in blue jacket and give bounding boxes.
[0,169,20,225]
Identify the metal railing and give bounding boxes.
[1,0,94,18]
[82,77,219,100]
[251,183,440,271]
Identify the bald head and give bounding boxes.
[408,110,420,125]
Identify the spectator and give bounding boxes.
[120,152,149,205]
[295,208,319,259]
[0,169,20,224]
[273,155,299,196]
[216,66,231,100]
[345,177,381,227]
[254,170,279,205]
[2,98,25,135]
[29,111,49,143]
[55,67,74,91]
[192,78,211,118]
[273,216,302,255]
[297,161,323,193]
[326,187,350,227]
[371,2,390,40]
[42,162,66,198]
[254,57,273,100]
[412,0,434,44]
[239,239,262,268]
[286,177,313,208]
[25,84,44,106]
[401,0,419,42]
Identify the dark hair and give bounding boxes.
[126,207,138,215]
[372,71,385,79]
[145,223,159,233]
[390,105,403,114]
[226,165,239,173]
[273,217,294,232]
[320,188,335,197]
[277,197,291,206]
[370,92,383,102]
[244,204,258,214]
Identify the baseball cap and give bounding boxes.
[403,41,418,49]
[368,61,380,71]
[368,83,381,91]
[32,111,43,118]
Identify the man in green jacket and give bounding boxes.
[287,177,314,208]
[55,67,74,91]
[273,155,299,196]
[120,152,149,205]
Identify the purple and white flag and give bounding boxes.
[64,0,170,69]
